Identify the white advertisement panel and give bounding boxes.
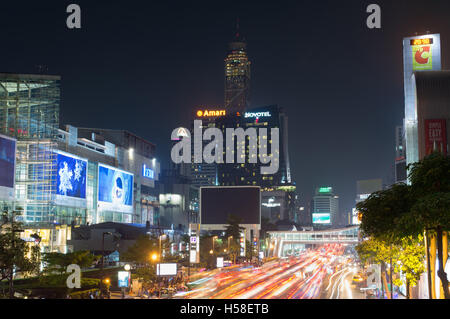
[156,263,177,276]
[216,257,224,268]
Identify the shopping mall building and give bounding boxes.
[0,73,160,253]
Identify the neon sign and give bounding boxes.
[196,110,226,117]
[244,111,271,118]
[319,187,332,193]
[142,164,154,179]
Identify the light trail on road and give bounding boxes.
[172,243,358,299]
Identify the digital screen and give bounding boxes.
[156,263,177,276]
[118,271,130,288]
[410,38,433,46]
[54,151,87,200]
[98,164,134,213]
[200,186,261,224]
[0,134,16,201]
[312,213,331,224]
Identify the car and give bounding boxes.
[352,274,364,282]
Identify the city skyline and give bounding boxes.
[1,0,450,218]
[0,0,449,304]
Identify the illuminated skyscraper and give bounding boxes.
[402,33,441,179]
[224,22,251,114]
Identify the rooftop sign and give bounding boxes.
[196,110,226,117]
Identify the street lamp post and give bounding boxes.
[212,236,218,253]
[100,232,113,274]
[100,231,113,298]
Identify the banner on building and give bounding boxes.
[425,119,447,155]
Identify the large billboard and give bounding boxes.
[54,151,87,206]
[312,213,331,224]
[0,134,16,201]
[98,164,133,213]
[200,186,261,225]
[156,263,177,276]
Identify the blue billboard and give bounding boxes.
[54,152,87,200]
[312,213,331,224]
[0,134,16,200]
[98,164,133,213]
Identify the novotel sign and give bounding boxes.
[142,164,154,179]
[196,110,226,117]
[244,111,271,118]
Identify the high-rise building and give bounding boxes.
[413,71,450,159]
[224,24,251,114]
[217,105,291,187]
[311,187,339,228]
[190,108,228,187]
[403,34,442,178]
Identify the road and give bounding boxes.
[172,243,364,299]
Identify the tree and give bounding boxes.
[392,236,426,299]
[0,209,40,298]
[121,235,162,286]
[42,250,99,275]
[357,183,413,243]
[357,153,450,299]
[400,152,450,299]
[224,215,245,264]
[356,238,398,299]
[356,183,415,299]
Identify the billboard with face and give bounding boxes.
[54,151,87,205]
[98,164,133,213]
[0,134,16,201]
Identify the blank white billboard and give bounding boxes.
[156,263,177,276]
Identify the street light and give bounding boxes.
[124,264,131,271]
[151,253,158,262]
[212,236,218,254]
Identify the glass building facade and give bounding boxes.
[0,73,60,139]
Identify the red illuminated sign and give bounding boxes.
[425,119,447,155]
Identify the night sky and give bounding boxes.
[1,0,450,217]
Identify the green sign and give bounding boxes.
[319,187,332,193]
[412,45,433,71]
